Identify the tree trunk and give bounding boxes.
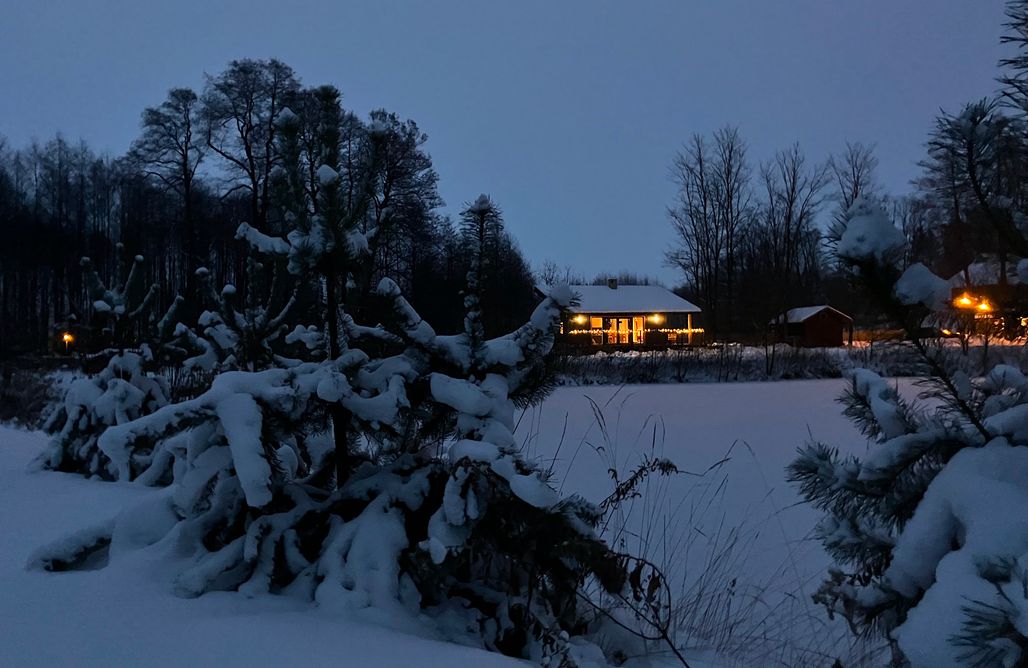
[325,269,350,486]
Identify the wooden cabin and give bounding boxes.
[769,305,853,348]
[543,280,703,348]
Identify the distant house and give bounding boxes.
[769,305,853,348]
[948,256,1028,334]
[540,279,703,347]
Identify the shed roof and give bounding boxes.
[770,305,852,325]
[540,284,701,314]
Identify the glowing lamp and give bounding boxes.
[955,294,974,309]
[648,314,664,324]
[573,314,587,325]
[977,300,992,313]
[62,332,74,351]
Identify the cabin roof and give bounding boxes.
[545,284,702,314]
[770,305,852,325]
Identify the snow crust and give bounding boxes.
[521,380,886,664]
[4,378,864,667]
[769,305,850,325]
[1,428,525,668]
[894,263,950,310]
[889,440,1028,667]
[851,369,908,440]
[235,223,290,256]
[837,197,904,264]
[215,393,273,507]
[563,284,701,314]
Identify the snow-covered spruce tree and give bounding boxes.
[175,231,314,374]
[40,233,312,480]
[36,351,172,479]
[789,197,1028,666]
[81,248,156,348]
[30,275,635,663]
[31,94,641,664]
[37,250,185,479]
[80,244,184,355]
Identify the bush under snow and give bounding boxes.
[792,197,1028,666]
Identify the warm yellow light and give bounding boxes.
[941,329,952,336]
[62,332,74,343]
[573,314,587,325]
[648,313,664,324]
[977,300,992,312]
[955,294,975,308]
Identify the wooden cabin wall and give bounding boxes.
[799,311,848,347]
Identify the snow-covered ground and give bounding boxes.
[519,380,903,666]
[1,379,894,667]
[0,428,526,668]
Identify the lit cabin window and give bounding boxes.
[590,316,602,329]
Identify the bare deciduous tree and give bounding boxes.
[826,141,879,246]
[756,144,829,317]
[130,88,205,274]
[536,260,584,287]
[711,127,751,332]
[203,59,300,231]
[665,127,753,337]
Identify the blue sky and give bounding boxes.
[0,0,1010,284]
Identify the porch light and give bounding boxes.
[955,294,975,309]
[648,314,664,324]
[977,300,992,313]
[573,314,587,325]
[62,332,74,351]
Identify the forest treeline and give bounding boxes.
[3,56,1021,357]
[665,106,1023,339]
[0,59,538,359]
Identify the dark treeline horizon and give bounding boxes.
[0,58,537,359]
[3,45,1022,358]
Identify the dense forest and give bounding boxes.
[0,59,538,360]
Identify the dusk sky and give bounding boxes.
[0,0,1010,284]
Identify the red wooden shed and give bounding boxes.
[769,305,853,348]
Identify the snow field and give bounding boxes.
[518,380,904,665]
[1,379,903,667]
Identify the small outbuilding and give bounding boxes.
[540,279,703,348]
[769,305,853,348]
